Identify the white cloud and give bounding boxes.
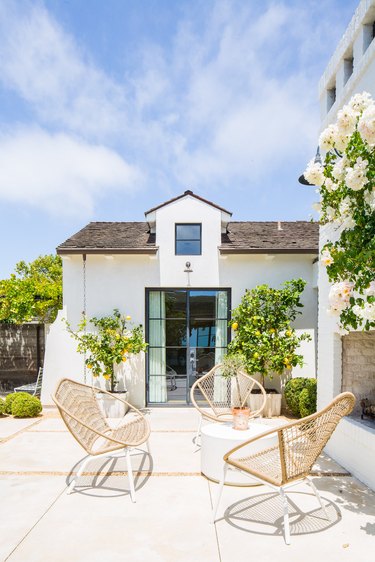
[0,0,355,213]
[0,128,141,216]
[0,2,127,138]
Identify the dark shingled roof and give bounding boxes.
[57,220,318,255]
[57,222,157,254]
[220,221,319,254]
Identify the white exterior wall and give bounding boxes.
[154,195,223,287]
[43,195,317,408]
[318,0,375,489]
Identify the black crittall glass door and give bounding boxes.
[146,289,230,404]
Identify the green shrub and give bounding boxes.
[11,394,42,418]
[4,392,30,415]
[299,380,317,418]
[0,397,5,416]
[284,378,309,417]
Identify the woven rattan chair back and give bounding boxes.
[190,364,267,422]
[279,392,355,483]
[226,392,356,486]
[53,378,150,456]
[53,379,111,454]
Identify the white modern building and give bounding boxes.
[318,0,375,489]
[42,190,318,408]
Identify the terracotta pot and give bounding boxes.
[232,406,251,430]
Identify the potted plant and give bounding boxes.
[66,309,147,417]
[221,354,250,429]
[227,279,312,417]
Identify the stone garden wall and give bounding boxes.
[342,331,375,417]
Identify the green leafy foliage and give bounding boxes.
[227,279,311,382]
[284,377,309,416]
[299,380,317,418]
[284,377,317,417]
[0,397,5,415]
[11,394,42,417]
[4,392,30,414]
[66,309,147,392]
[0,255,62,324]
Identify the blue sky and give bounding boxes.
[0,0,358,277]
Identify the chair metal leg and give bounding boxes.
[68,455,92,494]
[212,463,228,523]
[126,448,136,503]
[195,414,202,444]
[307,478,329,520]
[279,487,291,545]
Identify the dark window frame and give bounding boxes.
[175,223,202,255]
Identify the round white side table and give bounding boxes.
[201,419,285,485]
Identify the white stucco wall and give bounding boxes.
[43,195,317,407]
[154,195,223,287]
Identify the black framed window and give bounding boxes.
[175,223,201,255]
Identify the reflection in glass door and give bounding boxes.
[146,289,230,404]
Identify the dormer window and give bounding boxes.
[175,224,201,255]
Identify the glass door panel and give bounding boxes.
[147,289,230,404]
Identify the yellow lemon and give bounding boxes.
[126,315,132,321]
[122,356,127,362]
[255,330,261,337]
[286,330,292,337]
[87,364,93,369]
[103,374,111,380]
[283,358,290,365]
[269,328,276,334]
[232,322,238,331]
[253,352,259,359]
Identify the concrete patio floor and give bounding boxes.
[1,407,374,562]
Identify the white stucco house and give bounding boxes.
[317,0,375,489]
[42,190,319,408]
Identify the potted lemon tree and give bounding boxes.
[227,279,311,416]
[66,309,147,416]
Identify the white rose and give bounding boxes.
[321,248,334,266]
[348,91,374,114]
[304,159,325,186]
[337,105,357,136]
[319,124,338,151]
[358,105,375,146]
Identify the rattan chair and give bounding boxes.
[212,392,355,544]
[190,364,267,441]
[52,378,151,502]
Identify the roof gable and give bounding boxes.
[144,190,232,216]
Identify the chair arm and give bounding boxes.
[223,424,287,461]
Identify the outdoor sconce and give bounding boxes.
[184,261,193,287]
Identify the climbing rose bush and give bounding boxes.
[304,92,375,331]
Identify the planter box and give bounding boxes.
[96,392,129,418]
[249,393,282,417]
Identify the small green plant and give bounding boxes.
[0,397,6,415]
[221,354,247,404]
[11,394,42,417]
[66,309,147,392]
[284,377,317,418]
[4,392,30,415]
[299,380,317,418]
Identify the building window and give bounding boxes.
[327,86,336,112]
[175,224,201,255]
[363,22,375,53]
[344,57,353,84]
